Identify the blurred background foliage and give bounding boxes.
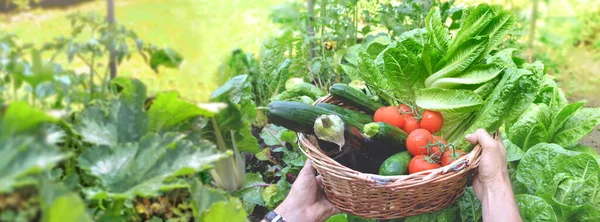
[1,0,598,105]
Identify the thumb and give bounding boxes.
[465,129,496,148]
[298,159,316,177]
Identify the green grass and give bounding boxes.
[2,0,282,102]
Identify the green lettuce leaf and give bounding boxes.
[425,38,488,87]
[78,133,226,200]
[506,103,550,152]
[381,48,421,102]
[451,4,495,51]
[548,101,585,137]
[454,68,541,151]
[458,187,482,222]
[516,143,577,194]
[429,64,503,89]
[425,8,450,54]
[551,108,600,147]
[515,194,557,222]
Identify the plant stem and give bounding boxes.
[527,0,539,62]
[211,118,229,152]
[89,54,95,99]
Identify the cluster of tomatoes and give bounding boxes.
[374,105,467,174]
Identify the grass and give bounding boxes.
[1,0,282,102]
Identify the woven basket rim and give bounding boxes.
[298,95,498,185]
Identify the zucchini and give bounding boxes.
[264,101,363,134]
[316,103,373,125]
[330,83,383,114]
[363,122,408,153]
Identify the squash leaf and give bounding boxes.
[78,133,226,200]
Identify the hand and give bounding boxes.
[465,129,521,222]
[465,129,510,201]
[274,160,340,222]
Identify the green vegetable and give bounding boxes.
[416,88,484,142]
[429,64,503,89]
[316,103,374,125]
[379,151,411,176]
[458,187,482,222]
[330,83,383,114]
[506,103,551,152]
[550,107,600,147]
[263,101,363,135]
[454,68,541,151]
[270,82,324,102]
[363,122,408,150]
[515,194,558,222]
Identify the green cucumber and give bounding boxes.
[316,103,373,125]
[330,83,383,114]
[264,101,363,134]
[379,151,411,176]
[363,122,408,152]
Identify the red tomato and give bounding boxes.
[420,110,443,133]
[373,106,404,128]
[401,116,420,134]
[442,149,466,166]
[409,155,442,174]
[406,129,433,156]
[429,136,447,159]
[399,104,414,117]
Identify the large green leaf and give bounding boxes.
[148,92,209,132]
[0,137,68,192]
[381,48,422,102]
[516,143,578,194]
[191,180,228,218]
[538,154,600,206]
[1,101,56,137]
[515,194,557,222]
[551,108,600,147]
[416,88,483,140]
[199,198,247,222]
[451,4,494,50]
[507,104,550,151]
[458,187,482,222]
[454,68,541,151]
[234,173,266,213]
[429,64,503,89]
[425,38,488,87]
[425,8,450,54]
[78,133,226,200]
[15,50,55,90]
[40,181,93,222]
[503,135,524,162]
[476,11,515,61]
[548,101,585,137]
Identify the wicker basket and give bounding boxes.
[298,95,499,219]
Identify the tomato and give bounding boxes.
[399,104,414,117]
[373,106,404,128]
[408,155,442,174]
[420,110,443,133]
[406,129,433,156]
[441,149,466,166]
[401,115,420,134]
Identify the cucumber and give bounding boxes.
[379,151,411,176]
[264,101,363,134]
[330,83,383,114]
[363,122,408,152]
[316,103,373,125]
